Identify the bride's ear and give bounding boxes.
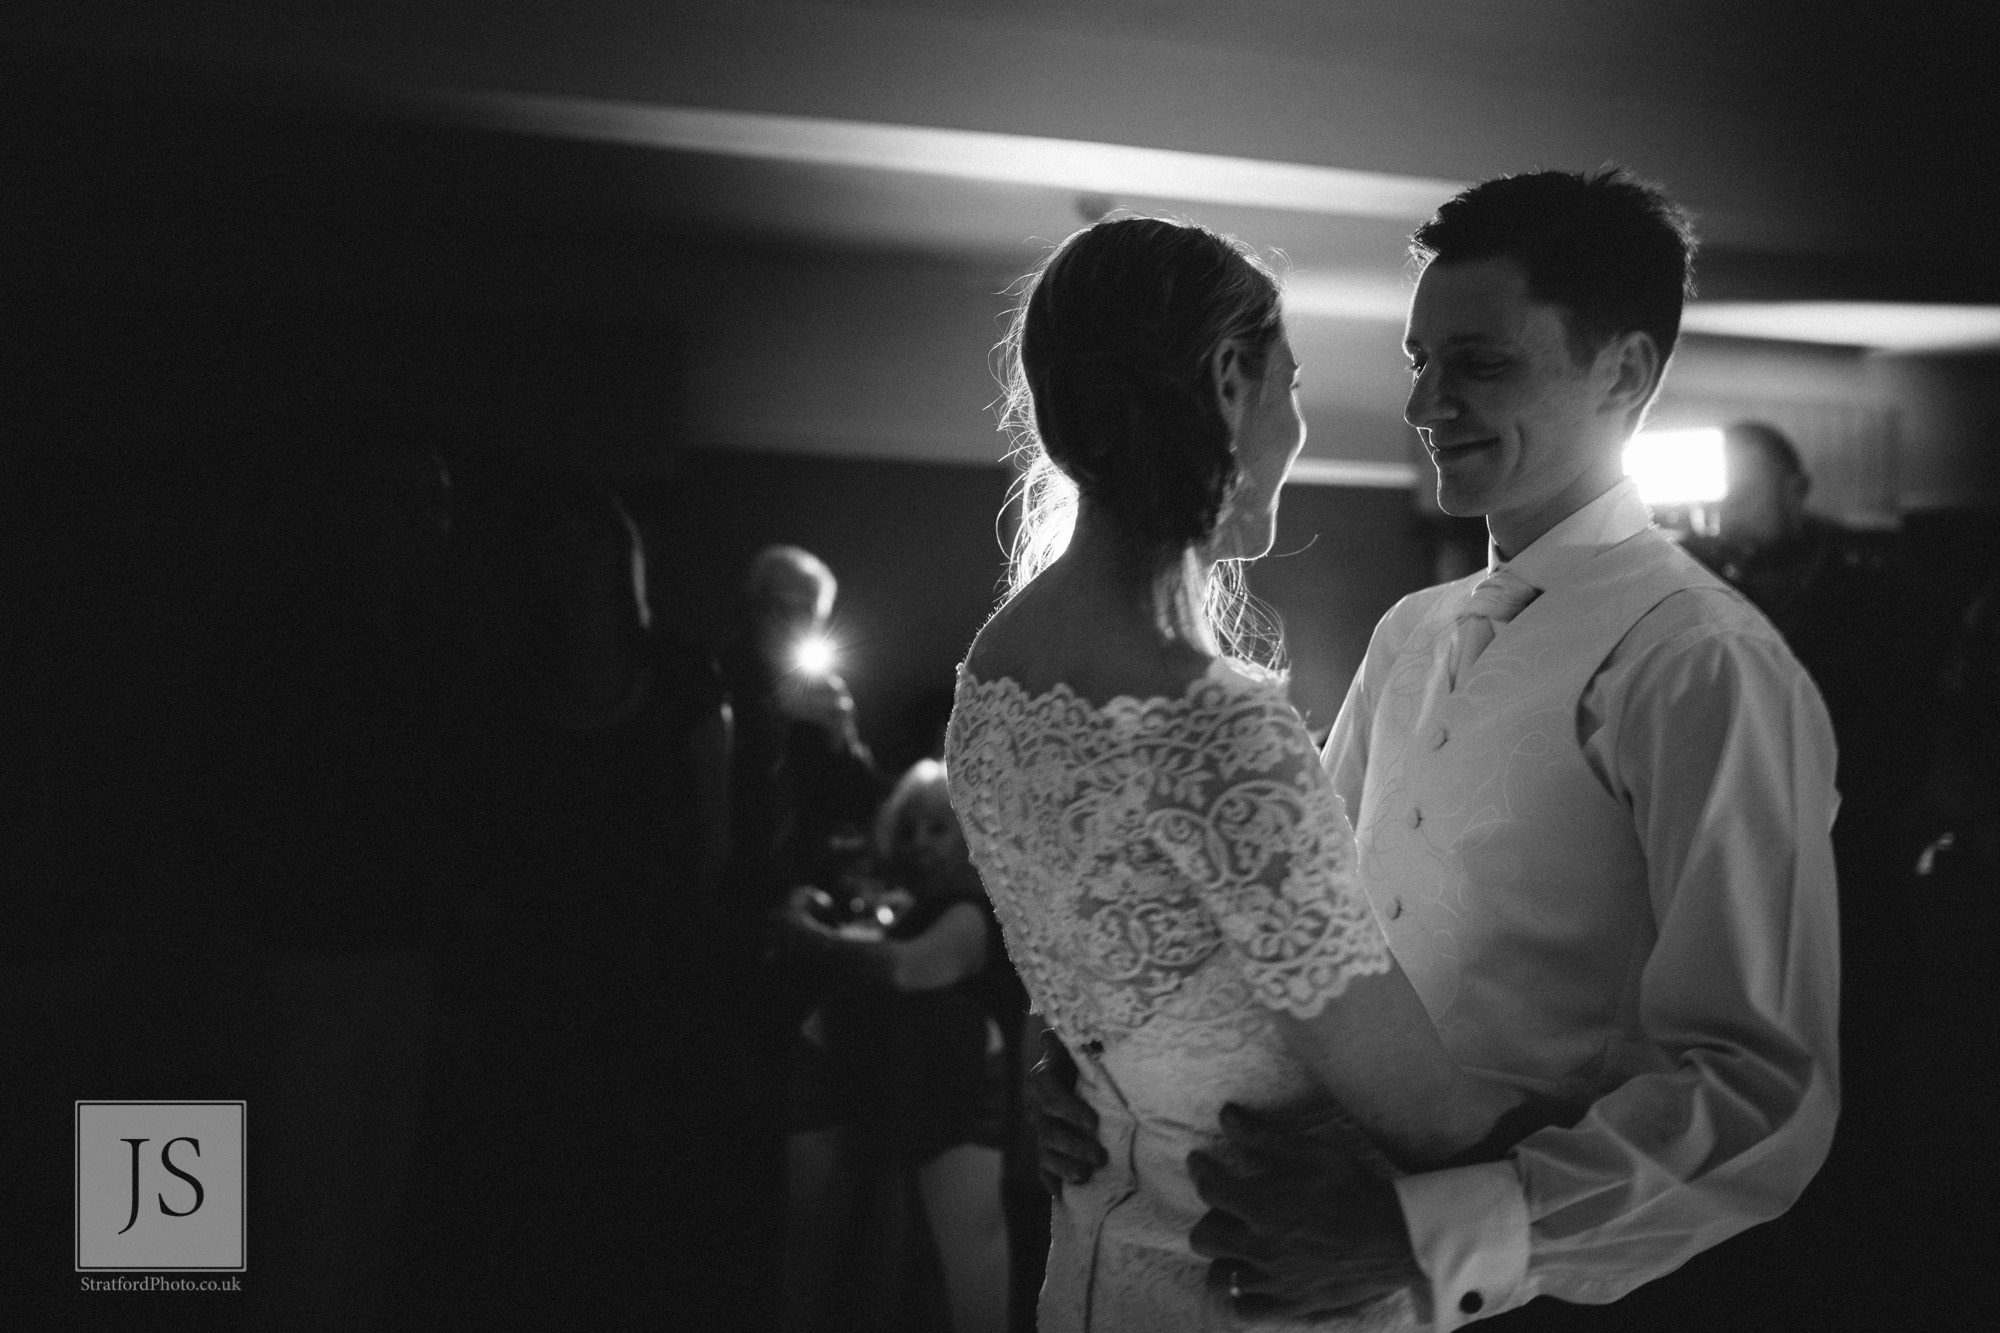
[1210,338,1253,435]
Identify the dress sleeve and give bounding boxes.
[1139,678,1392,1017]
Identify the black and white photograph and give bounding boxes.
[7,3,1997,1329]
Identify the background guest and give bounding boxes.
[776,760,1015,1333]
[723,544,891,919]
[713,543,894,1322]
[1681,419,1931,1326]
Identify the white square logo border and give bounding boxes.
[76,1101,247,1272]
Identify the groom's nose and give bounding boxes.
[1404,363,1458,433]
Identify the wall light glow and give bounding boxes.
[1624,428,1726,507]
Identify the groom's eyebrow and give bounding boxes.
[1406,332,1508,354]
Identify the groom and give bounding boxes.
[1029,169,1840,1328]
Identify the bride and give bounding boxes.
[945,217,1526,1331]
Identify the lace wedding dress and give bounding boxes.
[946,658,1416,1333]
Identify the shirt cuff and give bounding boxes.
[1395,1159,1530,1329]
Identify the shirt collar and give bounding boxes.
[1488,476,1652,593]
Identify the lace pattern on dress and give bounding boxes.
[946,662,1390,1059]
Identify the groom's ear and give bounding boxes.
[1600,330,1664,422]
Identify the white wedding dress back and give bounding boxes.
[947,658,1415,1332]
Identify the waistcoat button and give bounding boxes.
[1407,805,1423,829]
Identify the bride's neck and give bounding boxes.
[1055,503,1214,653]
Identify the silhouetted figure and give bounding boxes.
[1685,423,1908,831]
[1683,424,1909,998]
[1683,420,1921,1326]
[1899,576,2000,1308]
[1911,577,2000,885]
[395,459,742,1329]
[714,544,891,1326]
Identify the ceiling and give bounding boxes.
[9,0,1998,347]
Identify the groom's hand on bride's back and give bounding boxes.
[1189,1094,1587,1318]
[1026,1026,1108,1193]
[1188,1102,1421,1318]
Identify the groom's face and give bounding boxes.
[1403,257,1627,545]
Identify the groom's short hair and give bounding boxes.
[1411,167,1697,364]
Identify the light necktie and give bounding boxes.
[1449,568,1540,689]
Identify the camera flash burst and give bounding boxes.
[794,634,837,677]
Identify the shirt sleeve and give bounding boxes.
[1399,600,1842,1321]
[1143,682,1392,1017]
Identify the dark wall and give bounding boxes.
[5,134,1440,802]
[1249,483,1439,732]
[5,64,1440,806]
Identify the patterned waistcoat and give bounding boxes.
[1352,528,1735,1093]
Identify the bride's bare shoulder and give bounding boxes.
[960,586,1046,682]
[963,578,1210,708]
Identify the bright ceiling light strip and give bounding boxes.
[421,89,1466,221]
[1283,288,2000,349]
[1680,302,2000,352]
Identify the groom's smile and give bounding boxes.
[1425,434,1502,460]
[1403,256,1634,554]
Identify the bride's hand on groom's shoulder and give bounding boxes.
[1188,1102,1422,1319]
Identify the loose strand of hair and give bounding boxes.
[1206,558,1288,683]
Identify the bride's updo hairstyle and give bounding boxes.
[997,216,1286,668]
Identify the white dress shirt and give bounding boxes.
[1323,478,1841,1327]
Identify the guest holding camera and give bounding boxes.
[722,545,889,920]
[776,760,1013,1333]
